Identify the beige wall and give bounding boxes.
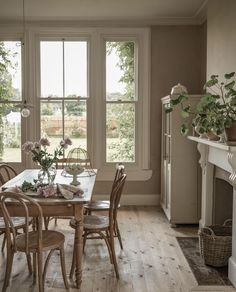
[94,25,206,198]
[207,0,236,77]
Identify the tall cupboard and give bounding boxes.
[161,94,201,225]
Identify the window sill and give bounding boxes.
[96,169,152,181]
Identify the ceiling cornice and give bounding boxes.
[0,15,207,28]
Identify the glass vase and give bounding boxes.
[38,165,57,185]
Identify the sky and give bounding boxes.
[40,40,126,98]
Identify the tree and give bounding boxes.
[106,41,135,162]
[107,42,135,100]
[0,42,16,158]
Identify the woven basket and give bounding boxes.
[198,219,232,267]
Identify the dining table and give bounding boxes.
[0,168,97,289]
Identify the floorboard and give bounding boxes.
[0,206,235,292]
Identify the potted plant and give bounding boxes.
[165,72,236,142]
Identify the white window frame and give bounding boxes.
[3,26,151,181]
[94,28,151,180]
[0,34,27,167]
[36,36,92,159]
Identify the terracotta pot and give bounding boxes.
[206,131,220,141]
[225,121,236,143]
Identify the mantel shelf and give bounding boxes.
[188,136,236,152]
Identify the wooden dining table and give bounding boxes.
[0,168,97,289]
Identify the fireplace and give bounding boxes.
[214,167,233,225]
[188,136,236,287]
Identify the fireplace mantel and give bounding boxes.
[188,136,236,287]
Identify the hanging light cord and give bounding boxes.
[22,0,25,45]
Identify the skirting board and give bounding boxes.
[93,193,160,206]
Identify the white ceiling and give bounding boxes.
[0,0,207,24]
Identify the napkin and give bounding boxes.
[57,184,84,199]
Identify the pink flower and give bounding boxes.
[39,138,50,147]
[64,137,72,146]
[33,142,41,150]
[22,141,34,153]
[60,140,68,149]
[37,184,57,197]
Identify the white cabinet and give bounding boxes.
[161,94,201,225]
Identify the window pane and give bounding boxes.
[0,41,22,101]
[106,103,135,162]
[0,106,21,162]
[65,100,87,150]
[40,42,63,97]
[40,101,63,154]
[64,42,87,97]
[106,41,135,101]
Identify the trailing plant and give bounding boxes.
[165,72,236,137]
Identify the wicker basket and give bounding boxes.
[198,219,232,267]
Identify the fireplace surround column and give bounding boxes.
[188,136,236,287]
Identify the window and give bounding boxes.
[35,28,150,180]
[106,41,136,163]
[39,40,88,155]
[0,41,22,162]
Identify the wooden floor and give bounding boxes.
[0,206,235,292]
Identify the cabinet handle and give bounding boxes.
[67,204,72,208]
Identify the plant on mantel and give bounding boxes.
[165,72,236,142]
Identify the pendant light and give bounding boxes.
[15,0,33,118]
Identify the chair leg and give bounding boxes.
[43,217,49,230]
[105,230,113,264]
[2,249,14,292]
[69,238,76,279]
[109,229,119,279]
[1,233,6,252]
[37,251,44,292]
[59,246,69,289]
[33,253,37,284]
[43,249,54,283]
[115,220,123,250]
[26,252,33,274]
[54,218,58,225]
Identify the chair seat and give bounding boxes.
[0,217,32,230]
[84,200,120,211]
[16,230,65,252]
[70,215,109,230]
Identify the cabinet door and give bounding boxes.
[162,103,171,211]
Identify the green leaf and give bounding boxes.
[225,81,235,90]
[180,124,188,136]
[204,78,218,88]
[225,72,235,79]
[181,110,189,119]
[165,107,173,113]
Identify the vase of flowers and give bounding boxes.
[22,137,72,185]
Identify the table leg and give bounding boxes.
[74,205,84,289]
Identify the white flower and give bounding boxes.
[39,138,50,147]
[60,140,68,149]
[22,141,34,153]
[64,137,72,146]
[33,142,41,150]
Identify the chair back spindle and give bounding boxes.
[0,192,43,253]
[0,164,17,186]
[109,174,126,229]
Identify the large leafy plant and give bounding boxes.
[166,72,236,136]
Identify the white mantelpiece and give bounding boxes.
[188,136,236,287]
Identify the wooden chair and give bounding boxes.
[0,164,32,251]
[45,149,94,228]
[69,173,127,279]
[0,192,69,292]
[0,164,17,186]
[84,163,125,249]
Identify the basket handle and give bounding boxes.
[199,227,216,237]
[223,219,232,226]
